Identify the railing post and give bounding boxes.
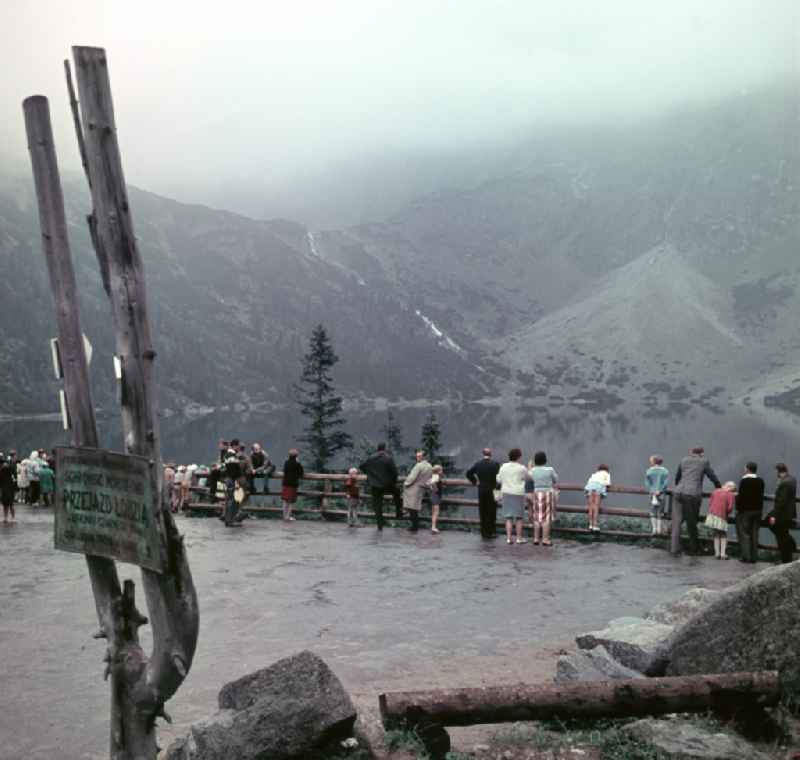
[321,477,333,516]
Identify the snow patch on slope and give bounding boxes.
[415,310,464,354]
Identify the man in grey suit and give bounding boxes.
[671,446,722,556]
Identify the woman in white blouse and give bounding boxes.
[496,448,530,545]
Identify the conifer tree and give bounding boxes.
[420,409,443,464]
[419,409,456,474]
[382,410,409,472]
[294,324,352,471]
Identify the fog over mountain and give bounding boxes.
[314,83,800,409]
[2,1,796,226]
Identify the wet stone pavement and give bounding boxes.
[0,506,763,759]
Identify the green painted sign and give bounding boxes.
[54,447,164,573]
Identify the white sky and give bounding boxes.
[2,0,797,207]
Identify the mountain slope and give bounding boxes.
[495,245,747,403]
[312,83,800,405]
[0,177,495,415]
[314,84,798,341]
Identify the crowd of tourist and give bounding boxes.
[0,449,56,523]
[157,438,796,565]
[2,436,795,564]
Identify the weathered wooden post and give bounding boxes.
[23,93,128,756]
[24,45,199,759]
[68,45,200,758]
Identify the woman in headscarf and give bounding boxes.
[27,451,41,506]
[16,455,30,505]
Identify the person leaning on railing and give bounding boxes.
[465,448,501,539]
[527,451,558,547]
[704,481,736,559]
[584,464,611,532]
[735,461,765,564]
[497,448,529,545]
[671,446,721,557]
[249,443,276,495]
[645,455,670,537]
[767,462,797,564]
[281,449,304,522]
[344,468,361,527]
[430,465,444,534]
[403,450,432,533]
[359,442,400,532]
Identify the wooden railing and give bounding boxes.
[186,472,798,554]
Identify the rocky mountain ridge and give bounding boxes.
[313,83,800,411]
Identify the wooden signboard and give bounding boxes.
[54,446,164,573]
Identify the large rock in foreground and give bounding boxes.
[576,617,673,676]
[555,644,646,683]
[165,650,357,760]
[665,562,800,686]
[646,588,722,627]
[624,717,772,760]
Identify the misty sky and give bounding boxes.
[3,0,797,221]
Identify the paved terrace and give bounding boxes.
[0,507,764,759]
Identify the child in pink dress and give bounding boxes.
[705,481,736,559]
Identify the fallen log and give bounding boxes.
[379,671,780,728]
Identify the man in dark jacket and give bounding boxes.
[735,461,765,563]
[466,448,500,539]
[768,463,797,564]
[359,442,400,531]
[671,446,721,556]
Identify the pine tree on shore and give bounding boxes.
[383,410,410,473]
[419,409,456,474]
[294,325,352,471]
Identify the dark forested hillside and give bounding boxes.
[0,178,494,415]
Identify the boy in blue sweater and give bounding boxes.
[645,455,670,536]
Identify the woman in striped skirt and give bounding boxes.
[527,451,558,546]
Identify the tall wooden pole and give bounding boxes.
[22,94,127,758]
[71,46,199,759]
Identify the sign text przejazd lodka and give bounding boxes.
[54,447,164,573]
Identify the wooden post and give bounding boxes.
[379,671,781,729]
[321,476,333,517]
[68,46,199,759]
[23,94,130,757]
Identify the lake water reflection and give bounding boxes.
[1,401,798,492]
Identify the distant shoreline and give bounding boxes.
[0,412,63,422]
